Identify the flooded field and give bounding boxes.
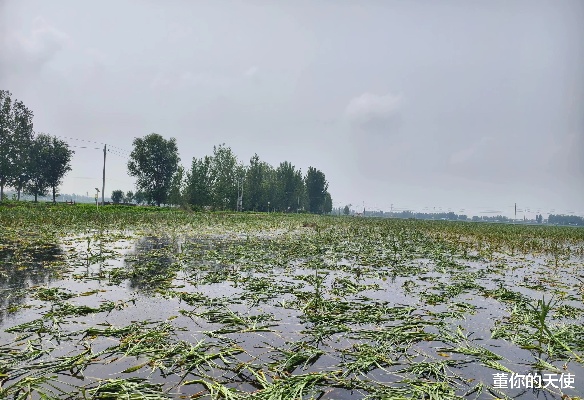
[1,205,583,399]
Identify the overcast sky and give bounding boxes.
[1,0,583,217]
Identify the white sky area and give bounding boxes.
[1,1,583,218]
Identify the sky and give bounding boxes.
[1,0,583,218]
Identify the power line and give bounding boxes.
[108,145,132,155]
[35,135,136,202]
[53,134,132,155]
[107,148,130,160]
[54,141,129,158]
[53,134,105,146]
[66,144,102,150]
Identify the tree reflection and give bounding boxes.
[0,239,63,323]
[125,236,179,291]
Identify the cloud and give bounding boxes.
[449,136,493,165]
[545,133,584,179]
[167,23,193,42]
[181,71,231,87]
[344,92,403,135]
[445,135,537,185]
[149,72,173,90]
[76,48,110,81]
[0,16,71,74]
[84,48,109,65]
[345,92,402,121]
[149,70,231,91]
[243,66,259,79]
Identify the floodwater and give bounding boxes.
[1,228,583,399]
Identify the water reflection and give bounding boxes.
[0,239,63,323]
[125,236,179,290]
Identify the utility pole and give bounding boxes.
[236,178,243,211]
[515,203,517,221]
[102,144,106,206]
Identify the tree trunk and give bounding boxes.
[17,186,21,201]
[34,193,38,203]
[52,186,56,203]
[0,180,4,201]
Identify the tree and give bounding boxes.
[244,154,265,211]
[127,133,180,206]
[111,190,123,204]
[209,144,238,210]
[44,136,73,202]
[343,205,350,215]
[244,154,280,212]
[134,191,146,205]
[274,161,304,213]
[168,165,185,206]
[323,191,332,214]
[185,156,213,208]
[25,134,52,202]
[305,167,328,214]
[125,191,134,204]
[243,154,280,212]
[9,100,34,200]
[0,90,13,201]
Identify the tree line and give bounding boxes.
[0,90,74,202]
[339,210,583,225]
[548,214,584,226]
[124,133,333,213]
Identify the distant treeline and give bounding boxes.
[548,214,584,226]
[121,133,333,213]
[338,210,583,226]
[363,210,502,221]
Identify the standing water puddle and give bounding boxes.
[1,218,583,399]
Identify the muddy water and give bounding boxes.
[1,230,583,399]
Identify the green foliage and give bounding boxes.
[274,161,305,213]
[0,89,13,200]
[0,91,36,201]
[185,156,213,208]
[167,165,185,206]
[172,145,333,214]
[134,190,146,205]
[0,91,72,203]
[111,190,124,204]
[210,143,238,210]
[305,167,329,214]
[127,133,180,206]
[8,99,34,200]
[549,214,583,226]
[24,134,52,202]
[43,135,73,202]
[184,149,331,214]
[243,153,271,212]
[323,191,332,214]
